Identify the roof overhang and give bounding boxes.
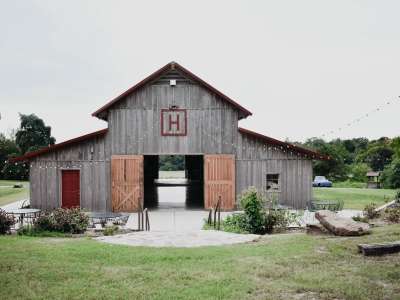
[10,128,108,162]
[238,127,330,160]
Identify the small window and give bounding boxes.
[266,174,280,191]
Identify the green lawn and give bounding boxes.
[159,170,185,178]
[0,180,29,207]
[313,187,397,210]
[1,225,400,299]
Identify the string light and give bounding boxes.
[320,96,400,139]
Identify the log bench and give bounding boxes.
[358,241,400,256]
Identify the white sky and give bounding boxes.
[0,0,399,143]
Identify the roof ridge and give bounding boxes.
[92,62,252,120]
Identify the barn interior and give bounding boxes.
[143,155,204,209]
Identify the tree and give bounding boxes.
[382,159,400,189]
[304,138,347,180]
[1,155,29,180]
[391,137,400,159]
[159,155,185,171]
[349,163,369,182]
[15,114,55,154]
[0,134,20,179]
[357,145,394,171]
[0,114,56,180]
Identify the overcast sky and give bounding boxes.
[0,0,399,144]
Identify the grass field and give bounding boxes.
[332,181,366,188]
[0,180,29,207]
[159,170,185,178]
[313,187,397,210]
[1,225,400,299]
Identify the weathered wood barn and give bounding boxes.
[14,62,327,211]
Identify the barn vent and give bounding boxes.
[152,70,192,85]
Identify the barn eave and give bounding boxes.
[238,127,329,160]
[10,128,108,162]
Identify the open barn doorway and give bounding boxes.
[143,155,204,209]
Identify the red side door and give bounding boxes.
[61,170,80,208]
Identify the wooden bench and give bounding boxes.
[358,241,400,256]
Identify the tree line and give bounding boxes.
[301,136,400,188]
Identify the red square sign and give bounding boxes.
[161,109,187,136]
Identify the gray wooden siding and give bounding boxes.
[29,135,109,211]
[236,132,313,208]
[106,82,239,155]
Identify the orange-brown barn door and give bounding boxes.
[204,154,235,210]
[111,155,143,212]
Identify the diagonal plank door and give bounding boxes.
[111,155,143,212]
[204,154,235,210]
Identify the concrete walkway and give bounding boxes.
[0,199,28,211]
[96,230,260,248]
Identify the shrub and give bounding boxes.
[34,213,56,231]
[385,207,400,223]
[264,209,301,233]
[239,188,265,234]
[363,203,380,220]
[0,209,16,234]
[52,208,89,234]
[103,225,119,236]
[31,208,89,234]
[222,213,249,234]
[396,190,400,202]
[352,215,369,223]
[264,211,279,233]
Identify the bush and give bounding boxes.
[385,207,400,223]
[264,209,301,233]
[221,213,249,234]
[352,215,369,223]
[31,208,89,234]
[52,208,89,234]
[264,211,279,233]
[396,190,400,201]
[103,225,119,236]
[34,213,56,231]
[239,188,265,234]
[363,203,380,220]
[0,209,16,234]
[204,188,301,235]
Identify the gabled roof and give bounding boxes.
[366,171,381,177]
[238,127,330,160]
[10,129,108,162]
[92,61,252,120]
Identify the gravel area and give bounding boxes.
[95,230,260,248]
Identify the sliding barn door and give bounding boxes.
[111,155,143,212]
[204,154,235,210]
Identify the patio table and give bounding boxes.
[86,212,129,227]
[6,208,41,225]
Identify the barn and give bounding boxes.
[13,62,327,212]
